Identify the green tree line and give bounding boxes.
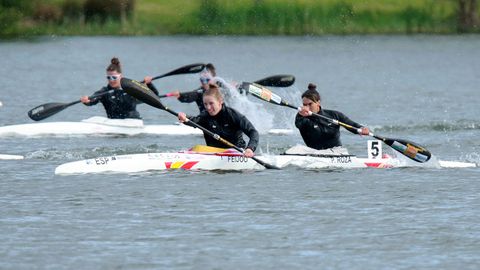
[1,0,478,38]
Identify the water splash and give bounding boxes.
[462,152,480,165]
[222,81,275,134]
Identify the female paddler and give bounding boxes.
[171,63,235,113]
[81,57,159,119]
[296,83,370,150]
[177,83,259,158]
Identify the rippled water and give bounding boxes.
[1,35,479,269]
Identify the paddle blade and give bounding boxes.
[254,75,295,87]
[242,82,281,104]
[381,137,432,163]
[121,78,166,110]
[242,82,297,109]
[153,63,205,80]
[28,102,78,121]
[252,156,281,170]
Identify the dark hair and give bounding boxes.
[301,83,321,103]
[206,63,216,77]
[106,57,122,73]
[203,83,223,101]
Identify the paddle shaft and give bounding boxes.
[63,89,113,107]
[163,107,279,169]
[244,82,431,163]
[276,100,403,143]
[151,63,205,80]
[310,110,430,162]
[158,87,202,98]
[121,77,280,170]
[28,63,205,121]
[27,90,113,121]
[159,74,295,99]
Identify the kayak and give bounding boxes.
[54,145,476,175]
[0,116,200,137]
[55,146,265,174]
[268,145,476,169]
[0,116,292,137]
[0,154,24,160]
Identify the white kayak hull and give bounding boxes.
[54,150,475,175]
[0,116,199,137]
[55,152,265,174]
[0,116,292,137]
[0,121,201,137]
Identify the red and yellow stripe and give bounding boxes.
[165,161,199,170]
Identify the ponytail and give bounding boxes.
[301,83,321,103]
[106,57,122,73]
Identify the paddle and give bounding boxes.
[157,74,295,99]
[27,90,112,121]
[149,63,205,81]
[120,77,281,170]
[242,82,432,163]
[27,63,206,121]
[252,74,295,88]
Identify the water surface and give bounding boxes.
[1,35,479,269]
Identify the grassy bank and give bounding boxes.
[0,0,474,38]
[177,0,458,35]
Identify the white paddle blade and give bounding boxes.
[242,82,283,105]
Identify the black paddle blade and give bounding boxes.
[254,75,295,87]
[28,101,78,121]
[154,63,205,80]
[382,137,431,163]
[121,78,166,110]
